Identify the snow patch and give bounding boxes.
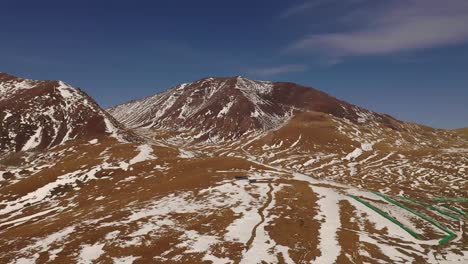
[217,100,234,118]
[129,144,156,165]
[22,126,43,151]
[57,81,75,99]
[88,139,98,144]
[78,242,105,264]
[112,256,139,264]
[344,148,363,161]
[179,149,196,159]
[311,186,342,264]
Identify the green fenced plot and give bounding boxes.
[398,196,460,220]
[348,195,420,239]
[373,192,456,245]
[440,204,467,217]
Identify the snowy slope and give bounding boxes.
[0,73,130,154]
[0,133,466,263]
[108,77,290,140]
[0,73,466,264]
[108,76,403,140]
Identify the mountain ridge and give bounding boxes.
[108,76,405,141]
[0,73,133,154]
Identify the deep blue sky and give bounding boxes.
[1,0,467,128]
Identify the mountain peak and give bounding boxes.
[0,73,80,101]
[0,73,131,154]
[0,73,36,96]
[0,72,18,79]
[108,76,402,141]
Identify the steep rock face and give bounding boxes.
[108,76,402,139]
[0,73,126,153]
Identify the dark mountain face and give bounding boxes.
[0,73,127,154]
[108,76,402,140]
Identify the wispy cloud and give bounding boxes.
[287,0,468,59]
[248,64,307,76]
[281,0,365,18]
[280,0,331,18]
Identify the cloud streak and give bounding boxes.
[281,0,366,18]
[288,0,468,58]
[280,0,332,18]
[248,64,307,76]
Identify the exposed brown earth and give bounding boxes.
[0,73,134,155]
[107,76,404,140]
[0,74,466,263]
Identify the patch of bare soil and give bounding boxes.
[266,181,321,263]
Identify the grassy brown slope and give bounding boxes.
[453,127,468,141]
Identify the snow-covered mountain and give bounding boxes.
[1,73,466,264]
[0,73,129,154]
[108,76,402,140]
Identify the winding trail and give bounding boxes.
[245,182,274,251]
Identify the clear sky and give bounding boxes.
[1,0,467,128]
